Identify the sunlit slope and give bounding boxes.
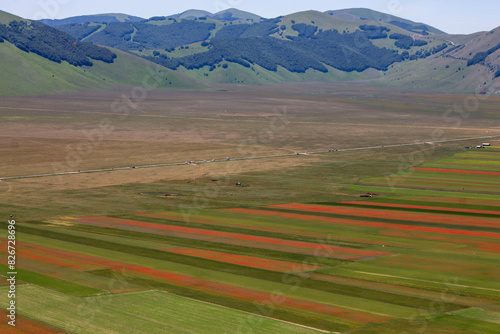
[0,42,198,96]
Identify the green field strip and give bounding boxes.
[450,307,500,324]
[431,314,500,333]
[385,173,500,186]
[328,262,500,298]
[388,247,500,272]
[350,317,490,334]
[15,229,419,318]
[361,179,500,194]
[317,249,500,287]
[9,258,147,293]
[437,158,500,166]
[312,273,499,312]
[347,185,500,201]
[0,263,104,297]
[446,153,500,160]
[396,196,500,208]
[18,223,442,312]
[364,179,500,190]
[340,254,500,290]
[87,269,354,332]
[363,179,500,193]
[152,209,375,240]
[380,171,500,183]
[255,207,500,234]
[419,163,500,172]
[322,268,500,302]
[38,220,179,249]
[334,252,500,288]
[453,152,500,160]
[0,285,333,334]
[117,213,368,249]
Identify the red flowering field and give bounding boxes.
[165,247,321,272]
[269,203,500,228]
[0,309,65,334]
[227,208,500,239]
[66,216,391,260]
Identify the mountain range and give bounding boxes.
[1,8,499,95]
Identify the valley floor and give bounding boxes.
[1,84,499,333]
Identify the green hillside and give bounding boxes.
[71,10,443,78]
[0,41,197,96]
[169,8,264,22]
[0,10,25,24]
[377,27,500,93]
[326,8,446,34]
[212,8,264,22]
[0,9,199,95]
[170,9,212,19]
[1,8,499,95]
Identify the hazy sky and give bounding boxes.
[3,0,499,34]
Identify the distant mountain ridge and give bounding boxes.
[39,13,145,26]
[325,8,445,34]
[0,8,499,95]
[0,9,197,96]
[169,8,264,22]
[56,8,448,76]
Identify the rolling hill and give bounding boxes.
[169,8,264,22]
[39,13,145,26]
[0,10,198,96]
[169,9,212,19]
[0,9,25,24]
[378,26,500,92]
[0,8,499,95]
[211,8,264,22]
[58,10,440,74]
[325,8,445,34]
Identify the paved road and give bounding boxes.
[1,135,499,181]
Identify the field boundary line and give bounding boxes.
[155,290,334,333]
[1,135,499,181]
[1,285,334,332]
[100,289,157,297]
[346,270,500,293]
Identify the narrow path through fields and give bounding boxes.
[1,135,499,181]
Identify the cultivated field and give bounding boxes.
[1,85,500,333]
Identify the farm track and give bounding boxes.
[1,134,499,181]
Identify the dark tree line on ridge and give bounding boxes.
[0,20,116,66]
[390,33,428,49]
[467,42,500,66]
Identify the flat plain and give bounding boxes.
[1,84,500,333]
